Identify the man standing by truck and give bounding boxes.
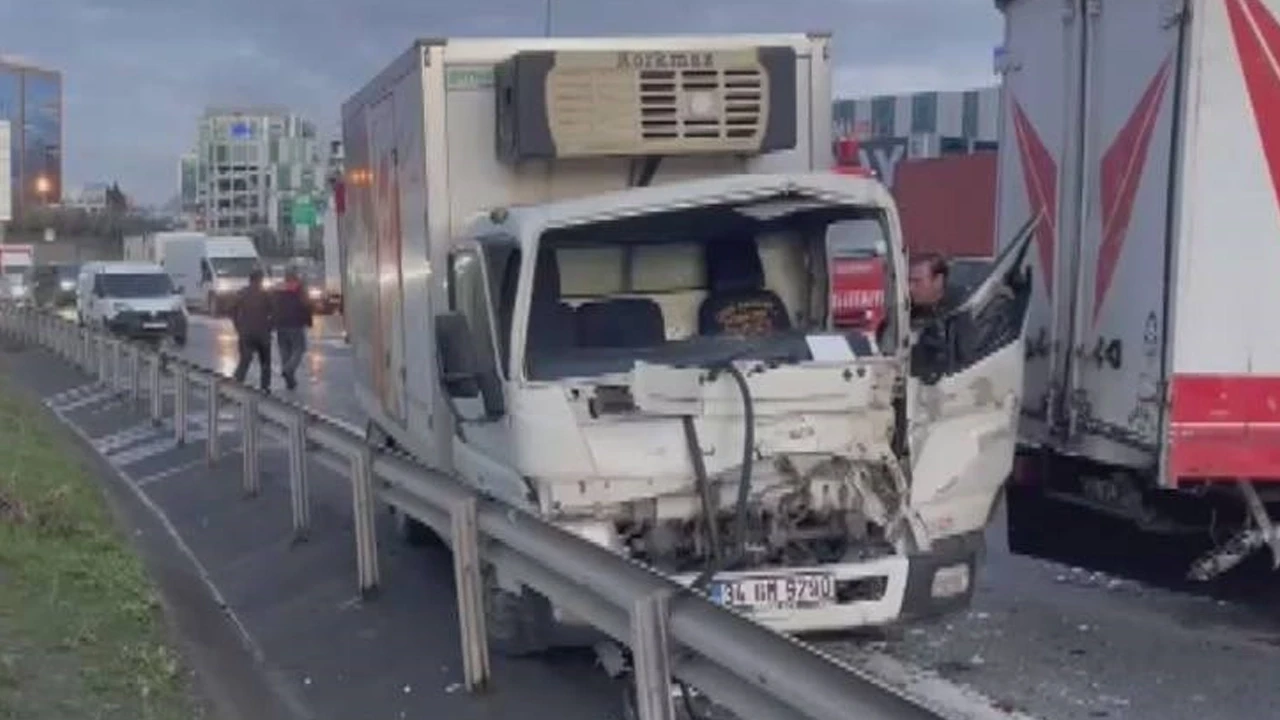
[273,266,313,391]
[907,253,955,326]
[231,269,275,392]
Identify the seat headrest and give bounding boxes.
[705,238,766,293]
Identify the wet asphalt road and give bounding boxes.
[72,312,1280,718]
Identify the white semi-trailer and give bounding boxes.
[342,35,1034,660]
[996,0,1280,580]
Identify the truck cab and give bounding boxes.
[434,175,1033,638]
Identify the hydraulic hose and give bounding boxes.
[688,361,756,591]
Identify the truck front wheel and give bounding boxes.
[484,566,554,657]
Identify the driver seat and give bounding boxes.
[697,238,791,337]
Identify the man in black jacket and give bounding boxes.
[231,269,275,392]
[274,266,313,391]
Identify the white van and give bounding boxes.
[77,262,188,346]
[162,235,262,316]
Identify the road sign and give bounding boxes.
[291,197,317,227]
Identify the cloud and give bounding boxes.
[0,0,1000,204]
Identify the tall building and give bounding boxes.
[0,120,10,226]
[0,58,63,220]
[187,106,324,251]
[832,86,999,188]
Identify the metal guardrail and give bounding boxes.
[0,303,945,720]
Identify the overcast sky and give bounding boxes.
[0,0,1001,205]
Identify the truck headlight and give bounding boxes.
[59,280,74,291]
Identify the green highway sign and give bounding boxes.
[290,196,317,226]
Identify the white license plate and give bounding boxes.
[143,322,167,329]
[710,573,836,611]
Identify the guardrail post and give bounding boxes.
[631,591,676,720]
[174,364,189,445]
[110,339,123,392]
[149,354,164,425]
[96,336,108,383]
[350,446,380,597]
[451,496,490,691]
[241,394,261,497]
[206,377,221,464]
[131,346,144,404]
[287,409,310,541]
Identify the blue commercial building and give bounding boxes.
[0,58,63,219]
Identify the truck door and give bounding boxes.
[994,0,1088,443]
[1068,0,1184,466]
[367,93,408,424]
[908,218,1037,538]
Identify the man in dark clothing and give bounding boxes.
[232,269,275,391]
[908,252,958,327]
[274,266,313,390]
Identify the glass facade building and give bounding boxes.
[0,60,62,219]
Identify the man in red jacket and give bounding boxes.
[274,266,313,391]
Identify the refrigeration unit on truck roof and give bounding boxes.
[494,46,797,161]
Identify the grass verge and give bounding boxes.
[0,375,204,719]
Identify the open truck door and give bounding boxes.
[905,216,1038,546]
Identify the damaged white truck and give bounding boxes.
[339,34,1035,655]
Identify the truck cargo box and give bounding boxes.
[996,0,1280,488]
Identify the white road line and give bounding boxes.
[94,423,164,454]
[47,387,124,413]
[839,649,1040,720]
[46,383,105,408]
[134,456,211,487]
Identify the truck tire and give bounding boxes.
[483,565,555,657]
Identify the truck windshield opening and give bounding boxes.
[514,198,896,380]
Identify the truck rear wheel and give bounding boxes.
[483,565,555,657]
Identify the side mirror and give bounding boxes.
[435,312,482,398]
[435,311,506,419]
[174,285,185,295]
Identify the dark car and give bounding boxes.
[32,263,80,308]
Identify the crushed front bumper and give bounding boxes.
[549,530,984,634]
[667,533,981,633]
